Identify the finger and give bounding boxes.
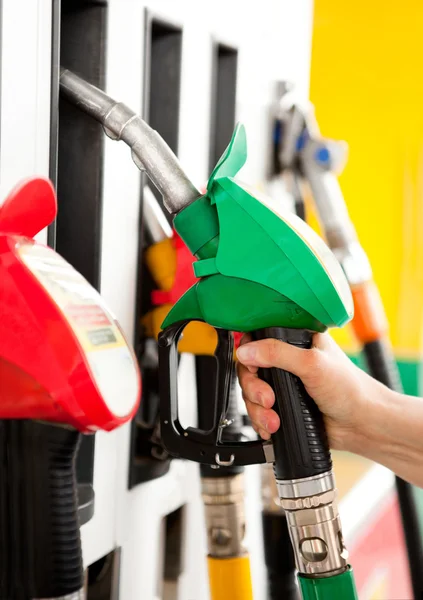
[237,360,256,383]
[245,400,280,434]
[258,428,271,441]
[236,344,258,374]
[238,363,259,396]
[240,372,275,409]
[236,338,319,380]
[237,363,275,408]
[250,422,270,441]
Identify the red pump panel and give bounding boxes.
[0,178,141,433]
[151,230,198,306]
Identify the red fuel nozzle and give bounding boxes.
[0,177,141,433]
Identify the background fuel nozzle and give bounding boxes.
[143,185,173,244]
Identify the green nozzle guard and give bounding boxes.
[164,124,353,333]
[299,568,358,600]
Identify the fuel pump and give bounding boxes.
[0,177,141,599]
[274,85,423,599]
[59,68,358,600]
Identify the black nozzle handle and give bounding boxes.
[0,420,84,599]
[252,327,332,480]
[159,320,266,467]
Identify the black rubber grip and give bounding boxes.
[262,511,298,600]
[196,356,244,478]
[363,338,402,392]
[252,327,331,480]
[0,420,84,599]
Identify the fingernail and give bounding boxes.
[259,429,271,441]
[237,345,256,361]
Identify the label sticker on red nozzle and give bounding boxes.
[17,242,140,419]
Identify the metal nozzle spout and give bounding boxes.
[59,68,201,214]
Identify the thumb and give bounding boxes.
[236,338,318,380]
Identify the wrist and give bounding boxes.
[343,379,396,456]
[328,366,387,454]
[343,383,423,486]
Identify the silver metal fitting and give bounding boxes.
[201,474,247,558]
[277,471,335,499]
[277,471,349,577]
[281,489,335,511]
[263,441,275,463]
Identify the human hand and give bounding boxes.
[236,332,376,451]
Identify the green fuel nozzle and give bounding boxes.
[163,123,353,334]
[158,125,358,598]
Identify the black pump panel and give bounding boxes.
[128,13,183,488]
[50,0,109,498]
[143,13,183,224]
[209,43,238,171]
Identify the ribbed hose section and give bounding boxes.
[364,339,423,599]
[0,420,84,599]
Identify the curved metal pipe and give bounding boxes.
[59,68,201,214]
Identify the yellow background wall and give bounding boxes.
[309,1,423,363]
